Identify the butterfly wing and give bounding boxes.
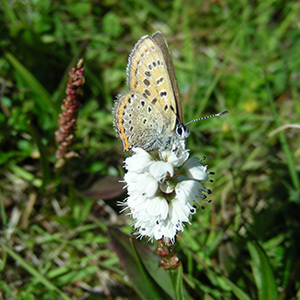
[126,33,179,132]
[114,92,164,151]
[152,32,183,123]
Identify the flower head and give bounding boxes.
[119,143,211,245]
[55,58,85,168]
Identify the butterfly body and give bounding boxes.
[114,32,188,152]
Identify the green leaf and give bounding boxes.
[108,227,173,300]
[247,241,279,300]
[221,277,252,300]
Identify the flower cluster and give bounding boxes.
[119,142,212,245]
[55,58,85,168]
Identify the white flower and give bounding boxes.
[119,145,212,245]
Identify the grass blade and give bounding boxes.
[247,241,278,300]
[1,242,72,300]
[4,52,59,116]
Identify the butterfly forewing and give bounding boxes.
[126,35,178,131]
[152,32,183,123]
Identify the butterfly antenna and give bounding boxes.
[185,110,229,126]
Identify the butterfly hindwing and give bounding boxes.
[114,92,164,151]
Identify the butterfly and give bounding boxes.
[113,31,189,152]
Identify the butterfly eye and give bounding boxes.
[175,124,188,138]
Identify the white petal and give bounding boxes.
[149,161,174,181]
[124,172,137,186]
[135,174,158,198]
[175,180,207,204]
[146,195,169,220]
[182,157,209,181]
[169,198,190,223]
[125,148,153,173]
[159,144,189,168]
[153,220,177,243]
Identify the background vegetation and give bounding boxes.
[1,0,300,299]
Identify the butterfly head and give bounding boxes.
[175,123,189,140]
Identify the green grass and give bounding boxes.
[1,0,300,299]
